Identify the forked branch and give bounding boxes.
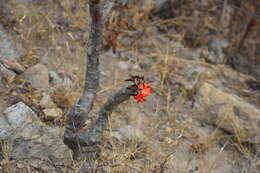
[63,0,137,160]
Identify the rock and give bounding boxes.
[0,102,37,140]
[205,38,229,64]
[39,94,56,109]
[228,51,260,81]
[21,64,49,89]
[0,102,69,171]
[0,115,12,140]
[153,0,169,7]
[4,102,37,129]
[160,123,245,173]
[0,63,16,83]
[116,0,128,5]
[208,38,229,54]
[0,25,21,60]
[164,141,237,173]
[112,125,145,141]
[43,108,63,120]
[48,71,78,90]
[117,61,129,70]
[152,0,184,19]
[0,59,25,73]
[195,83,260,144]
[205,51,224,64]
[48,71,62,86]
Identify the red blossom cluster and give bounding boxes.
[126,76,152,102]
[134,82,151,102]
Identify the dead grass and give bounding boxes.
[0,0,89,114]
[0,0,259,172]
[0,141,11,172]
[98,139,151,173]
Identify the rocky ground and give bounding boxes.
[0,0,260,173]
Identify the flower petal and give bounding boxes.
[138,82,151,97]
[135,93,146,102]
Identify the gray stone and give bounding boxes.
[195,83,260,144]
[117,61,129,70]
[48,71,62,86]
[43,108,63,120]
[229,51,260,81]
[48,71,79,90]
[0,116,12,140]
[205,38,229,64]
[0,102,37,140]
[0,59,25,73]
[4,102,37,128]
[0,63,16,83]
[0,103,35,139]
[112,125,145,141]
[21,64,49,89]
[39,94,56,109]
[0,102,69,170]
[208,38,229,53]
[0,25,20,60]
[164,140,237,173]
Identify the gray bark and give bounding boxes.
[63,0,137,160]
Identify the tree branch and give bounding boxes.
[64,0,114,157]
[77,87,136,146]
[63,0,137,160]
[64,87,136,148]
[64,0,114,132]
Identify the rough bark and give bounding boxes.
[63,0,137,160]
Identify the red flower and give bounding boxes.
[138,83,151,97]
[135,93,146,102]
[134,82,151,102]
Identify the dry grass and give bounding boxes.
[0,141,12,172]
[0,0,259,172]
